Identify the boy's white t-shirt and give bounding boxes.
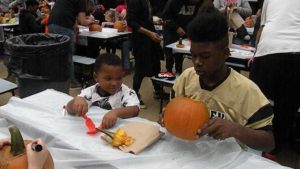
[255,0,300,57]
[78,83,140,110]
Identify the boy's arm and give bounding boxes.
[110,106,139,118]
[118,88,140,118]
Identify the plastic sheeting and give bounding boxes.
[0,89,291,169]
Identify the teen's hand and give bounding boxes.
[26,139,49,169]
[71,96,88,116]
[197,117,242,140]
[0,138,10,149]
[102,111,118,129]
[149,32,162,43]
[176,27,186,37]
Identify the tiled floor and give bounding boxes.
[0,53,299,169]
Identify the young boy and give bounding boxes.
[66,53,140,129]
[165,9,275,152]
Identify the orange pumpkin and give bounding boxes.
[0,126,54,169]
[114,21,126,32]
[89,24,102,32]
[164,96,209,140]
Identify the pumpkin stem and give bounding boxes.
[9,125,25,156]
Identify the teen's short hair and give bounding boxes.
[94,53,122,73]
[25,0,39,7]
[187,9,229,49]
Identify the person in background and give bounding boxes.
[150,0,168,17]
[214,0,252,40]
[19,0,43,34]
[102,10,115,28]
[66,53,140,129]
[101,10,118,54]
[0,138,50,169]
[116,0,132,75]
[160,8,275,152]
[214,0,252,18]
[99,0,117,10]
[127,0,167,109]
[0,0,24,14]
[249,0,300,158]
[48,0,94,88]
[93,0,106,23]
[162,0,202,75]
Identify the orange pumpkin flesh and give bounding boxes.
[0,126,54,169]
[114,21,126,32]
[89,24,102,32]
[164,96,209,140]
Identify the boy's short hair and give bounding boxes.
[187,9,229,49]
[25,0,39,7]
[94,53,122,73]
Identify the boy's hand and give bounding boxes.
[102,110,118,129]
[197,117,242,140]
[71,96,88,116]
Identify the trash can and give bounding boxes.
[5,33,70,98]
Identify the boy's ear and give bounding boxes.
[93,72,97,81]
[223,47,230,60]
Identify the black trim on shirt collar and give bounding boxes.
[96,85,110,97]
[199,68,231,91]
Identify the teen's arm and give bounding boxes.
[198,118,274,152]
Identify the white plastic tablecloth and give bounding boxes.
[166,40,254,60]
[0,90,290,169]
[77,26,131,46]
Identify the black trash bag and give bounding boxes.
[5,33,70,81]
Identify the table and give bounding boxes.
[0,90,290,169]
[78,26,131,44]
[0,78,18,95]
[73,55,96,88]
[151,76,176,114]
[166,40,255,71]
[0,22,19,43]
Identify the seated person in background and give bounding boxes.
[214,0,252,18]
[19,0,43,34]
[161,9,275,152]
[214,0,252,40]
[102,10,118,53]
[66,53,140,129]
[93,0,106,23]
[102,9,115,28]
[0,138,50,169]
[162,0,202,75]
